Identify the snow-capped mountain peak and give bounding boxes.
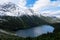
[0,2,33,16]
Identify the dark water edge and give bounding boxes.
[0,15,60,40]
[0,30,60,40]
[15,25,54,38]
[0,15,49,31]
[0,23,60,40]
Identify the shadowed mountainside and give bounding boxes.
[0,15,49,31]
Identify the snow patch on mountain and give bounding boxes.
[0,2,33,16]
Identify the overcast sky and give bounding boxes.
[0,0,60,13]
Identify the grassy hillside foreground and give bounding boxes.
[0,25,60,40]
[0,31,60,40]
[0,15,60,40]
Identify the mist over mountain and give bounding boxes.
[1,2,60,38]
[0,2,34,16]
[0,2,50,31]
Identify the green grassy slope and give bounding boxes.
[0,15,49,31]
[0,30,60,40]
[0,15,60,40]
[0,23,60,40]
